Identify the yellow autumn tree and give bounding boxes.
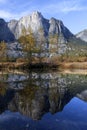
[48,34,59,65]
[49,34,58,54]
[36,28,46,63]
[18,26,36,65]
[0,41,7,62]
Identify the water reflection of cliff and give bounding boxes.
[0,71,87,120]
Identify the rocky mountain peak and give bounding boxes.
[50,17,63,24]
[49,18,64,34]
[31,11,43,19]
[20,11,43,21]
[8,19,18,26]
[49,17,73,41]
[0,11,73,42]
[76,29,87,42]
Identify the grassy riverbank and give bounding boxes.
[0,61,87,70]
[60,62,87,69]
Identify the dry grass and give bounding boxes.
[60,62,87,69]
[60,69,87,75]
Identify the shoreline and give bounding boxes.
[60,62,87,69]
[0,62,87,69]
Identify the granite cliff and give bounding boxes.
[0,11,87,59]
[0,11,73,43]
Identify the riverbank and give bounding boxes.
[0,62,58,70]
[0,62,87,69]
[60,62,87,69]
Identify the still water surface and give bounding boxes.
[0,70,87,130]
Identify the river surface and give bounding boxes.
[0,69,87,130]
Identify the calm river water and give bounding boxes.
[0,69,87,130]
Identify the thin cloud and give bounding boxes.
[1,0,87,20]
[0,0,35,20]
[0,10,33,20]
[60,0,87,13]
[42,0,87,14]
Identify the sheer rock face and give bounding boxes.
[0,19,15,41]
[0,11,73,42]
[14,11,50,39]
[76,29,87,42]
[7,19,18,39]
[49,18,73,43]
[14,11,73,42]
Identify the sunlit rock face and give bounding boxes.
[5,11,73,43]
[12,11,50,39]
[49,18,73,43]
[0,19,15,42]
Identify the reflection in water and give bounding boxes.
[0,70,87,121]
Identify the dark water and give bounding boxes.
[0,70,87,130]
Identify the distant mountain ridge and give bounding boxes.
[76,29,87,42]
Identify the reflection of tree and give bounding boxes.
[19,85,38,106]
[0,87,14,114]
[0,73,87,120]
[0,82,7,96]
[7,85,73,120]
[49,88,62,114]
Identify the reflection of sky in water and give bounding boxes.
[0,71,87,129]
[0,97,87,130]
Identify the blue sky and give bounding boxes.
[0,0,87,34]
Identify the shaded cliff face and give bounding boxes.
[49,18,73,43]
[76,29,87,42]
[0,19,15,42]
